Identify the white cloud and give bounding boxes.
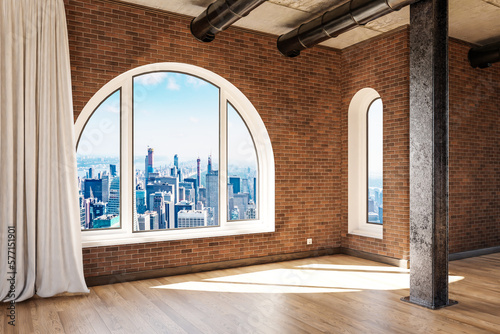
[189,116,200,123]
[135,72,167,86]
[186,76,208,88]
[105,104,120,114]
[167,77,180,91]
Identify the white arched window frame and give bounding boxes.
[348,88,383,239]
[75,63,275,247]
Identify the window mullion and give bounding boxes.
[122,79,133,235]
[219,91,228,227]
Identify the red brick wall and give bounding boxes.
[340,28,411,260]
[65,0,343,278]
[67,0,499,279]
[449,39,500,253]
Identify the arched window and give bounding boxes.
[348,88,383,239]
[367,98,383,225]
[75,63,275,246]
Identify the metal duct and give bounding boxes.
[468,42,500,69]
[190,0,266,42]
[277,0,418,57]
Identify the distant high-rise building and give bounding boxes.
[246,206,256,220]
[233,193,250,220]
[84,178,107,202]
[229,176,241,194]
[90,202,107,221]
[165,200,174,229]
[199,186,207,206]
[80,196,91,229]
[177,210,207,228]
[137,212,151,231]
[92,215,119,229]
[148,147,154,170]
[88,167,94,179]
[368,197,375,213]
[197,157,201,188]
[136,188,147,214]
[110,164,117,177]
[145,147,154,180]
[208,155,212,173]
[230,207,239,220]
[101,175,110,203]
[107,177,120,215]
[174,201,194,228]
[174,154,179,169]
[206,170,218,225]
[182,178,197,203]
[146,176,178,205]
[149,211,159,230]
[150,192,167,229]
[253,177,257,203]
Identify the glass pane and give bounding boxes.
[227,103,258,221]
[133,72,219,231]
[367,98,383,224]
[77,90,121,230]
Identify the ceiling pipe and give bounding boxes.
[468,42,500,69]
[277,0,419,57]
[191,0,267,42]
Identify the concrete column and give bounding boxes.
[403,0,456,309]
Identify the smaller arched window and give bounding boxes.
[367,98,383,225]
[348,89,383,239]
[75,63,275,247]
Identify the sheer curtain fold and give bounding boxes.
[1,0,89,302]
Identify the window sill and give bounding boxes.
[349,228,383,240]
[81,221,275,248]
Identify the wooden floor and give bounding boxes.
[2,253,500,334]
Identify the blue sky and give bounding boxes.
[228,103,258,171]
[77,90,120,157]
[77,72,258,172]
[133,72,220,165]
[368,98,383,181]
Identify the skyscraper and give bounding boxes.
[174,154,179,169]
[177,210,207,228]
[145,147,154,180]
[229,176,241,194]
[107,177,120,215]
[136,188,147,214]
[110,164,117,177]
[150,192,167,229]
[206,170,218,225]
[84,179,105,202]
[197,157,201,188]
[208,155,212,173]
[183,177,198,203]
[174,201,194,228]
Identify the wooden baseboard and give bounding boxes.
[449,246,500,261]
[85,247,341,287]
[340,247,410,269]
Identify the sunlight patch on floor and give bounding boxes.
[151,263,464,294]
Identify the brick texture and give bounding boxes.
[449,39,500,253]
[65,0,342,278]
[66,0,499,279]
[340,28,411,260]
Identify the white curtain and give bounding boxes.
[1,0,89,302]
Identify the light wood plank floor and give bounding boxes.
[2,253,500,333]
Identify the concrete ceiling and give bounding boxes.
[119,0,500,50]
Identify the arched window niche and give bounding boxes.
[75,63,275,247]
[348,88,383,239]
